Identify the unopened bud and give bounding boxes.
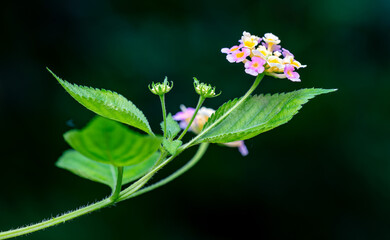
[193,78,221,98]
[148,77,173,96]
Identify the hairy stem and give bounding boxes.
[117,153,177,201]
[0,147,196,239]
[177,96,205,141]
[0,74,263,239]
[0,198,112,239]
[127,143,209,199]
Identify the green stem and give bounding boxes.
[0,149,181,239]
[0,74,263,239]
[117,150,168,201]
[127,143,209,199]
[117,153,177,201]
[177,96,206,141]
[110,166,123,201]
[178,73,264,151]
[159,95,167,138]
[0,198,112,239]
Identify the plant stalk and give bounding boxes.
[159,95,167,138]
[0,198,112,240]
[0,74,264,239]
[177,96,205,141]
[110,166,123,201]
[127,143,209,199]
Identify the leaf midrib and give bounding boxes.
[203,91,299,141]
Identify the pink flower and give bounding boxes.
[221,45,242,54]
[262,42,281,52]
[173,106,249,156]
[172,106,196,129]
[284,64,301,82]
[172,105,214,134]
[226,48,250,63]
[223,141,249,156]
[244,56,266,76]
[282,48,294,58]
[241,31,260,49]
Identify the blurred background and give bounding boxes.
[1,0,389,239]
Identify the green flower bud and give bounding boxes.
[148,77,173,96]
[193,77,221,98]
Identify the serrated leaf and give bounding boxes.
[161,113,181,139]
[64,116,162,166]
[197,88,337,143]
[56,150,160,190]
[162,139,182,155]
[48,68,153,135]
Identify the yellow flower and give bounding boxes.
[283,56,307,69]
[263,33,281,52]
[252,45,271,59]
[263,33,281,45]
[241,31,260,49]
[266,56,284,73]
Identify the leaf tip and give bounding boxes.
[46,67,64,84]
[320,88,338,95]
[46,67,55,77]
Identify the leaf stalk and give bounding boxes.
[110,166,123,201]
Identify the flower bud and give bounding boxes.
[148,77,173,96]
[193,78,221,98]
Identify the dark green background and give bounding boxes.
[1,0,389,239]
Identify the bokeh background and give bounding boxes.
[1,0,389,239]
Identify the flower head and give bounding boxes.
[193,78,221,98]
[173,105,249,156]
[221,31,306,81]
[148,77,173,95]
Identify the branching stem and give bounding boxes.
[0,75,264,239]
[127,143,209,199]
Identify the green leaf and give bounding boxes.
[197,88,337,143]
[48,68,153,135]
[162,139,182,155]
[56,150,160,190]
[161,113,181,139]
[64,116,162,166]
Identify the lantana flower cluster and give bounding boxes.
[173,105,248,156]
[221,32,306,82]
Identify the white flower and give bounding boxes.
[263,33,281,45]
[241,31,260,49]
